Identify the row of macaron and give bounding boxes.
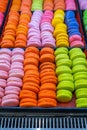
[78,0,87,10]
[0,0,8,29]
[32,0,76,11]
[1,10,84,48]
[0,47,87,107]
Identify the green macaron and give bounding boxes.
[72,65,87,74]
[73,72,87,81]
[70,52,86,61]
[57,80,74,92]
[72,58,87,67]
[56,66,72,75]
[54,47,68,56]
[75,88,87,98]
[57,89,72,102]
[55,54,69,62]
[69,48,83,56]
[75,79,87,90]
[56,59,72,67]
[76,98,87,108]
[58,73,73,82]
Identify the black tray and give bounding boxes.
[0,107,87,130]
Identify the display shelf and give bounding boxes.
[0,108,87,130]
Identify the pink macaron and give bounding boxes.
[12,48,24,56]
[5,89,20,95]
[7,80,22,88]
[2,94,19,101]
[0,91,4,98]
[5,86,21,92]
[70,40,84,47]
[0,79,6,88]
[0,54,11,62]
[69,35,82,43]
[9,69,24,78]
[0,63,10,72]
[0,70,8,79]
[1,99,19,107]
[0,49,12,56]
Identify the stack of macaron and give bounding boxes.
[20,47,39,107]
[31,0,43,11]
[54,0,65,10]
[43,0,54,10]
[65,11,84,48]
[69,48,87,108]
[20,0,32,12]
[52,10,69,47]
[15,0,31,48]
[83,10,87,34]
[0,12,4,28]
[55,47,74,103]
[78,0,87,10]
[65,0,76,10]
[10,0,21,12]
[0,0,21,48]
[0,49,11,106]
[1,48,24,107]
[27,11,43,48]
[41,11,55,48]
[0,0,8,12]
[38,47,57,107]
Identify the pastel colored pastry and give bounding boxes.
[58,73,73,82]
[56,66,72,75]
[75,79,87,90]
[54,47,68,56]
[76,98,87,108]
[55,54,69,62]
[72,65,87,74]
[75,88,87,98]
[56,59,72,67]
[57,90,72,102]
[1,99,19,107]
[12,48,24,55]
[57,80,74,92]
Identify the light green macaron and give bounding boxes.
[56,66,72,75]
[70,52,86,61]
[56,59,72,67]
[69,48,83,56]
[75,79,87,90]
[58,73,73,82]
[75,88,87,98]
[72,58,87,67]
[55,47,68,56]
[57,80,74,92]
[72,65,87,74]
[76,98,87,108]
[73,72,87,81]
[55,54,69,62]
[57,89,72,102]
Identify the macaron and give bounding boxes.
[56,59,72,67]
[56,66,72,75]
[75,79,87,90]
[57,90,72,102]
[76,98,87,108]
[75,88,87,98]
[72,65,87,74]
[72,58,87,66]
[58,73,73,82]
[57,80,74,92]
[54,47,68,56]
